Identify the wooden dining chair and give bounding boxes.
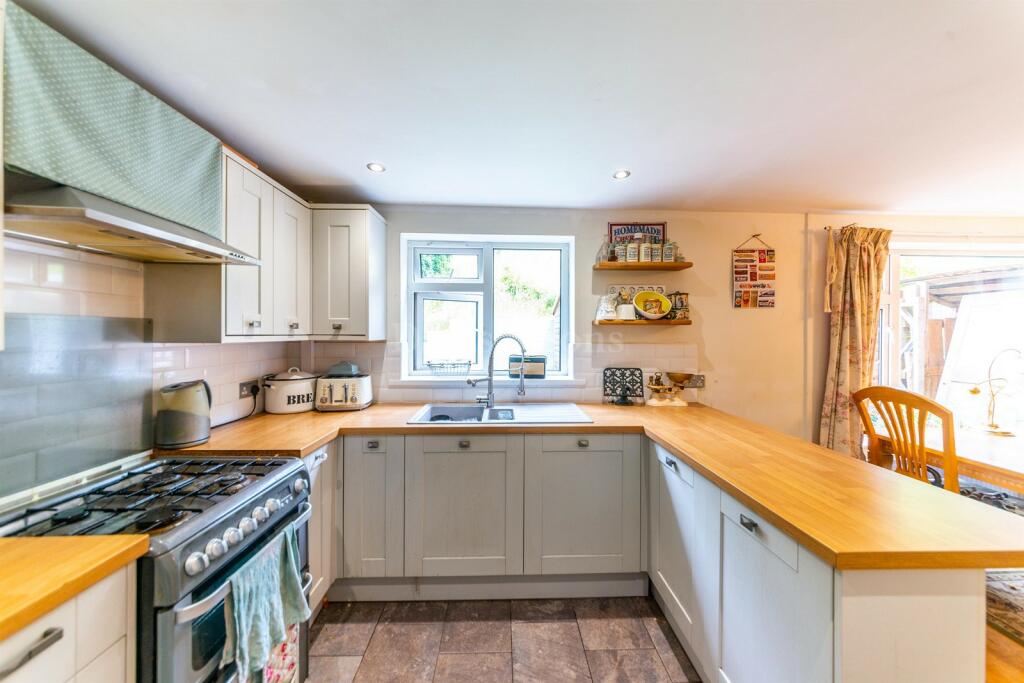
[852,386,960,493]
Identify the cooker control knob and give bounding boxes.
[252,506,269,523]
[293,478,307,494]
[239,516,258,536]
[223,527,244,547]
[205,538,228,560]
[184,552,209,576]
[265,498,281,513]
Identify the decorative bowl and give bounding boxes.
[633,291,672,319]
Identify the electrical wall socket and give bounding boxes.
[238,380,259,399]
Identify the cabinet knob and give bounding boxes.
[577,439,589,448]
[458,440,471,449]
[366,440,380,450]
[332,323,343,331]
[289,322,299,330]
[739,514,759,533]
[247,319,262,328]
[664,456,677,469]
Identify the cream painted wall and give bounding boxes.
[380,205,816,438]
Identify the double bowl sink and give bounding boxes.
[407,402,593,424]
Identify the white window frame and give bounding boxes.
[880,237,1024,389]
[402,233,574,378]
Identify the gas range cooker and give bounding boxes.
[1,455,313,683]
[0,457,300,546]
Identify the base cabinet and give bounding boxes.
[341,436,404,577]
[404,435,524,576]
[0,565,134,683]
[649,444,720,678]
[718,493,833,683]
[303,443,335,611]
[524,434,641,574]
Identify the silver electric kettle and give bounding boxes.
[155,379,212,449]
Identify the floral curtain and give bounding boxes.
[819,225,892,457]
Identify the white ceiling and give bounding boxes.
[16,0,1024,214]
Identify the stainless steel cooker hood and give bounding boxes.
[4,185,259,265]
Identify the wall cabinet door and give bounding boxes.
[272,189,311,335]
[404,435,524,576]
[224,157,273,335]
[311,208,386,339]
[342,436,404,577]
[523,434,641,574]
[649,443,720,679]
[303,444,334,610]
[718,493,832,683]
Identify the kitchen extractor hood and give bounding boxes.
[4,184,259,265]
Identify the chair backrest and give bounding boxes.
[851,386,960,493]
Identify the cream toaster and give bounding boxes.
[315,361,374,411]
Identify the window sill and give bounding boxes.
[391,376,586,389]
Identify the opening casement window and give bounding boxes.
[403,234,573,378]
[876,237,1024,432]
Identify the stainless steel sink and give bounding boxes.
[407,403,592,425]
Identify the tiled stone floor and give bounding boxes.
[308,596,701,682]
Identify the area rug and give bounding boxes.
[987,570,1024,645]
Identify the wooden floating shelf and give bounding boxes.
[593,261,694,271]
[593,319,693,326]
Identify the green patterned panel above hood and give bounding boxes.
[4,2,223,239]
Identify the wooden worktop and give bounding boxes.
[166,403,1024,570]
[0,535,148,640]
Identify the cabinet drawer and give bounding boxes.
[76,568,126,670]
[721,493,798,570]
[540,434,623,452]
[654,444,694,486]
[0,599,75,683]
[420,435,507,453]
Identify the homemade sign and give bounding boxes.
[732,234,776,309]
[608,222,667,243]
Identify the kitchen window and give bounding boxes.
[404,235,573,377]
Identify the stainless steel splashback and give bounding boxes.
[0,314,153,497]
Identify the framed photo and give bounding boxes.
[608,222,666,244]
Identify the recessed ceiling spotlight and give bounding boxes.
[366,162,386,173]
[612,169,631,180]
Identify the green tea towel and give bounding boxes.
[221,526,311,683]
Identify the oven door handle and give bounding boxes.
[174,502,313,625]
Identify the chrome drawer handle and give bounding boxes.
[664,457,677,469]
[458,440,471,449]
[0,627,64,680]
[366,440,380,450]
[577,439,589,448]
[739,514,759,533]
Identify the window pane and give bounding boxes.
[893,254,1024,432]
[420,295,481,367]
[493,249,562,372]
[418,252,479,280]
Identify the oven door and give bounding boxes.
[155,502,312,683]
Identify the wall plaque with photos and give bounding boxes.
[732,234,776,309]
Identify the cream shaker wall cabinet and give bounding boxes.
[145,151,312,342]
[224,157,274,336]
[311,206,387,340]
[272,189,312,335]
